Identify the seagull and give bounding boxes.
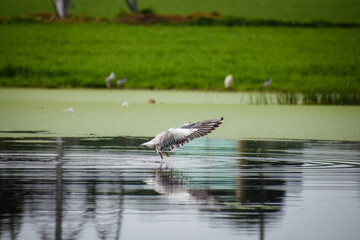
[116,77,127,87]
[141,117,224,159]
[105,72,116,88]
[261,77,272,90]
[224,74,233,89]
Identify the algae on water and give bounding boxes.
[0,88,359,141]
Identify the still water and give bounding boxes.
[0,137,359,240]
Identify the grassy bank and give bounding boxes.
[3,13,359,28]
[0,23,359,94]
[1,0,360,23]
[1,88,360,141]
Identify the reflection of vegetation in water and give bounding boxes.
[0,174,26,240]
[181,140,304,231]
[0,137,129,240]
[202,139,303,230]
[1,137,359,239]
[0,137,296,236]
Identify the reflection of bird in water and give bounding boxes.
[141,117,224,159]
[105,72,116,88]
[224,74,233,89]
[146,167,213,204]
[116,77,126,87]
[261,78,272,90]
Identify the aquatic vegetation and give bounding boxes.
[245,91,360,105]
[302,91,360,105]
[276,92,299,105]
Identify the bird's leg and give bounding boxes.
[155,145,163,159]
[164,152,170,157]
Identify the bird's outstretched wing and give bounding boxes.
[159,117,223,151]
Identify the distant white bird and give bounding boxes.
[261,78,272,90]
[116,77,127,87]
[141,117,223,159]
[122,101,129,108]
[224,74,233,89]
[105,72,116,88]
[63,107,74,113]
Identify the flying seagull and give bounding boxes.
[224,74,233,89]
[141,117,224,159]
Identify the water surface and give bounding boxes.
[1,88,360,141]
[0,137,359,240]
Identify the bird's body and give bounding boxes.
[224,74,233,89]
[105,72,116,88]
[116,77,127,87]
[141,117,224,159]
[261,78,272,90]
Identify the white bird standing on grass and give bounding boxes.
[105,72,116,88]
[224,74,233,89]
[141,117,224,159]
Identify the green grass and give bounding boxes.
[0,23,359,93]
[1,0,360,23]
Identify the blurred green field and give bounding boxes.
[1,0,360,23]
[0,23,359,93]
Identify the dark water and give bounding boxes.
[0,137,359,240]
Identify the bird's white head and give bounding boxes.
[140,140,155,148]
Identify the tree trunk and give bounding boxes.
[125,0,138,13]
[52,0,72,19]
